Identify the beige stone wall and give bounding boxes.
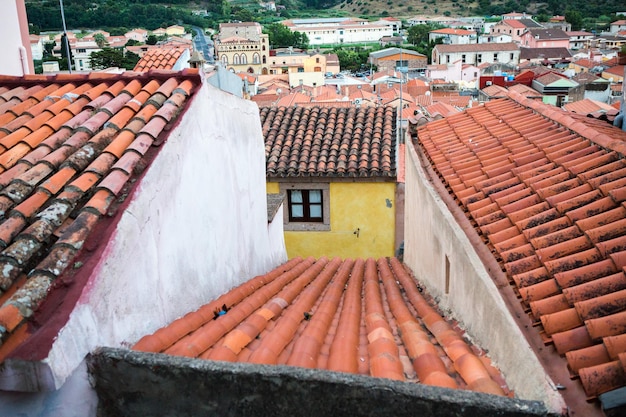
[403,141,565,413]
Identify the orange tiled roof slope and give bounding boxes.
[261,106,396,178]
[134,257,510,395]
[0,70,200,359]
[133,47,187,72]
[415,90,626,401]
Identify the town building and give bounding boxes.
[369,48,428,73]
[281,18,393,46]
[432,43,520,67]
[214,22,270,74]
[428,28,477,45]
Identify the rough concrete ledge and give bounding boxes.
[88,348,558,417]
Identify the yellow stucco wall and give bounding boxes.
[267,182,396,259]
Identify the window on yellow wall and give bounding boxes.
[280,183,330,231]
[288,190,323,222]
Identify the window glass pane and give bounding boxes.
[310,204,322,218]
[290,190,303,203]
[309,190,322,203]
[291,204,304,218]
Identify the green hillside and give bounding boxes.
[25,0,626,33]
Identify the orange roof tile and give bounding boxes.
[0,69,201,360]
[415,89,626,407]
[133,257,510,395]
[563,99,618,116]
[261,106,396,179]
[133,47,188,72]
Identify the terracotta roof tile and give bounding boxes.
[414,88,626,404]
[262,106,396,179]
[0,71,201,357]
[133,47,189,72]
[133,257,511,396]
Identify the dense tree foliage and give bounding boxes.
[263,23,309,49]
[326,47,371,72]
[407,24,444,59]
[89,47,140,70]
[474,0,624,19]
[25,0,212,32]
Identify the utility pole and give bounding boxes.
[59,0,72,73]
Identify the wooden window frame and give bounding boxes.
[280,183,330,231]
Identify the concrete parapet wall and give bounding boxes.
[88,347,556,417]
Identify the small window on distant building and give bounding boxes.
[510,52,514,60]
[493,53,498,62]
[461,54,466,63]
[477,54,482,64]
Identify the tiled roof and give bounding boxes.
[414,90,626,403]
[424,102,459,118]
[275,92,311,107]
[603,65,626,77]
[482,85,508,98]
[0,70,200,360]
[434,94,472,109]
[430,28,475,35]
[519,19,543,28]
[534,72,572,86]
[262,106,396,179]
[526,28,570,40]
[133,257,510,395]
[133,47,187,72]
[507,84,542,98]
[563,98,617,115]
[520,47,572,60]
[572,72,604,84]
[572,59,596,69]
[435,42,519,54]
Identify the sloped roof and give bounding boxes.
[262,106,396,179]
[525,28,570,40]
[534,72,576,87]
[435,43,519,54]
[0,70,201,361]
[275,92,311,107]
[430,28,475,36]
[133,47,187,72]
[520,47,572,60]
[563,98,617,115]
[482,84,508,98]
[572,72,605,84]
[424,102,459,118]
[507,83,542,98]
[133,256,510,395]
[415,90,626,404]
[370,48,427,60]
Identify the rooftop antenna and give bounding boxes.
[59,0,72,73]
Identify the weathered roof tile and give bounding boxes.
[414,89,626,404]
[0,71,201,360]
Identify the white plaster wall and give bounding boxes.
[268,204,288,266]
[0,1,28,76]
[403,142,565,413]
[0,80,286,416]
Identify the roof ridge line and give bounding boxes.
[506,90,626,157]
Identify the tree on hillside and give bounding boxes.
[263,23,309,49]
[328,47,371,72]
[565,9,584,31]
[94,33,108,48]
[407,24,444,58]
[90,48,140,70]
